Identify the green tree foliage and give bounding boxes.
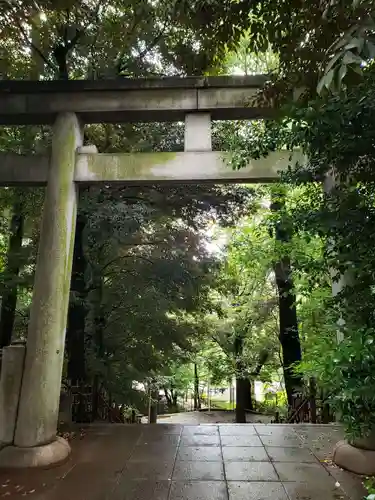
[191,200,284,421]
[0,187,44,346]
[0,0,256,80]
[285,70,375,438]
[159,362,195,411]
[222,195,304,408]
[223,33,278,76]
[80,184,254,404]
[241,0,375,97]
[227,3,375,432]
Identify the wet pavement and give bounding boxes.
[153,410,272,425]
[0,423,367,499]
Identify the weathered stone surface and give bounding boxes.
[182,425,219,435]
[0,75,267,93]
[169,481,228,500]
[77,144,98,154]
[219,424,257,435]
[333,440,375,475]
[228,482,288,500]
[0,76,270,125]
[184,114,211,152]
[222,446,269,462]
[274,462,334,484]
[0,424,365,499]
[283,482,349,500]
[224,461,278,481]
[351,430,375,450]
[177,446,222,461]
[0,153,49,185]
[112,480,170,500]
[0,149,306,185]
[260,433,305,448]
[0,437,70,468]
[172,461,225,480]
[14,112,82,448]
[75,150,306,184]
[180,434,220,446]
[265,446,317,462]
[0,344,26,445]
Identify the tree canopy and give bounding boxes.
[0,0,256,79]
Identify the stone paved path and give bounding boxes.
[154,410,271,425]
[0,424,367,499]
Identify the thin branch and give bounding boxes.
[211,335,231,356]
[85,268,137,293]
[101,314,123,332]
[100,254,155,274]
[5,3,57,73]
[15,308,28,318]
[137,21,168,60]
[116,12,168,72]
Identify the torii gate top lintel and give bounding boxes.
[0,74,271,125]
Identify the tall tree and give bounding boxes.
[0,192,24,348]
[270,189,302,407]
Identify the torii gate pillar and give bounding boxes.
[0,112,82,467]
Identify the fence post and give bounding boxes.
[309,378,317,423]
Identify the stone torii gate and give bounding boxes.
[0,76,304,468]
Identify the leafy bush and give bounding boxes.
[255,389,288,418]
[299,327,375,440]
[363,477,375,500]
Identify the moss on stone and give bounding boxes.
[84,152,177,181]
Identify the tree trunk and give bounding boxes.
[172,392,178,408]
[234,334,246,423]
[243,378,253,411]
[108,391,112,422]
[252,349,269,377]
[0,197,24,348]
[66,210,89,423]
[66,212,87,387]
[149,389,158,423]
[94,289,105,390]
[90,272,106,421]
[194,363,201,410]
[235,378,247,423]
[85,256,106,422]
[271,193,303,408]
[275,256,302,406]
[91,374,100,421]
[164,389,172,407]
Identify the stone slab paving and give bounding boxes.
[154,410,271,425]
[0,423,367,499]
